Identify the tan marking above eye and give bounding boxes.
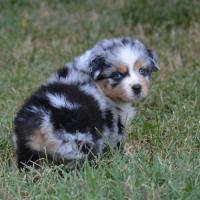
[134,59,145,70]
[117,64,128,74]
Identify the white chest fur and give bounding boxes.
[118,103,137,127]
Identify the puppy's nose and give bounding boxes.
[132,84,141,94]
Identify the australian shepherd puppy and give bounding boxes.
[13,37,159,169]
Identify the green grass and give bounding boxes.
[0,0,200,199]
[122,0,200,30]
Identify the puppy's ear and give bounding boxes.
[89,56,109,81]
[147,49,160,72]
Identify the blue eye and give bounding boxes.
[139,68,148,76]
[112,72,123,80]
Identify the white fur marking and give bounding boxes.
[61,132,94,144]
[25,105,43,113]
[117,46,141,68]
[119,103,136,126]
[46,93,80,109]
[48,73,59,83]
[56,141,84,160]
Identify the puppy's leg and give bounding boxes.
[16,139,41,169]
[27,130,85,163]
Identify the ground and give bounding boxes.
[0,0,200,199]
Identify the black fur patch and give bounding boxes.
[146,49,159,72]
[89,56,112,81]
[103,109,113,130]
[121,37,135,47]
[57,67,68,78]
[117,116,124,135]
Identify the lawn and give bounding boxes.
[0,0,200,199]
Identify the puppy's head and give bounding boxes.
[89,37,159,103]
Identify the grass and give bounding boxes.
[0,0,200,199]
[122,0,200,30]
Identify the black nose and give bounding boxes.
[132,84,141,94]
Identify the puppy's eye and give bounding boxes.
[111,72,123,80]
[139,68,148,76]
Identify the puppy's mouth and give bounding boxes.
[120,94,141,103]
[132,93,142,101]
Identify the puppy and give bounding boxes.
[13,37,159,169]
